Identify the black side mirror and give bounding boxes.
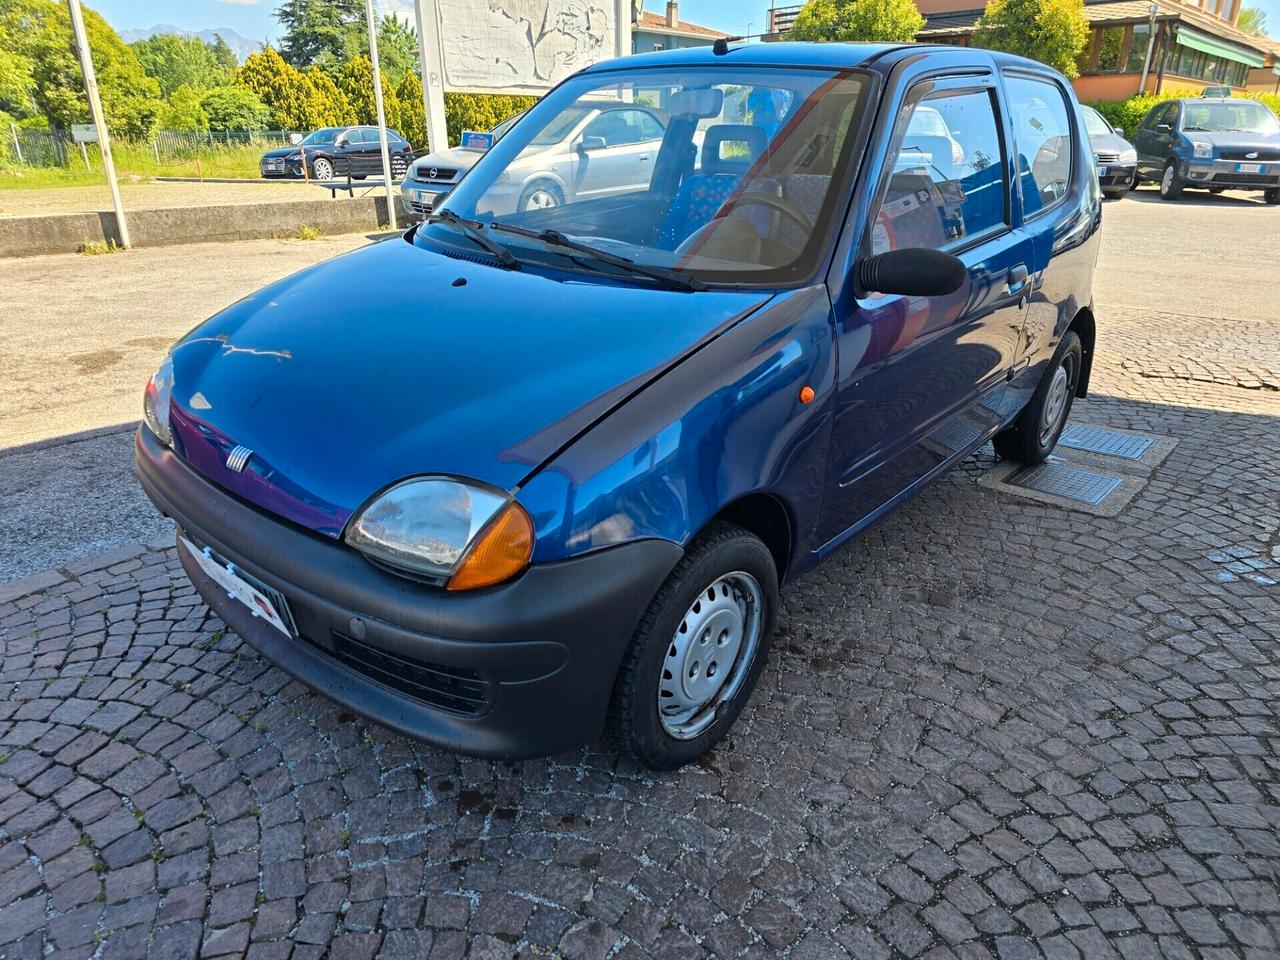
[579,135,607,152]
[858,248,967,297]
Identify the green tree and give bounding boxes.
[337,55,401,130]
[158,82,208,130]
[973,0,1090,78]
[442,93,536,147]
[395,70,426,148]
[1237,6,1267,36]
[201,85,270,130]
[208,33,239,72]
[788,0,924,43]
[238,46,351,129]
[132,33,233,96]
[274,0,365,71]
[375,15,418,87]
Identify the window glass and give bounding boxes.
[1125,24,1151,73]
[1081,106,1113,139]
[1006,75,1074,216]
[869,87,1006,254]
[1075,31,1096,75]
[1097,27,1126,72]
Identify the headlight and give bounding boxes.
[345,477,534,590]
[1120,148,1137,164]
[1192,141,1213,159]
[142,355,174,446]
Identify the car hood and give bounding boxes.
[1088,131,1133,155]
[260,146,302,160]
[1191,131,1280,150]
[408,147,481,176]
[166,237,772,538]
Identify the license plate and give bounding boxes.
[414,190,438,205]
[181,537,294,637]
[1235,163,1264,174]
[1098,166,1108,177]
[266,161,282,168]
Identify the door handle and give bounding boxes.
[1006,264,1029,294]
[639,155,650,162]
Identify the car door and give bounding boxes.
[817,71,1032,547]
[1136,103,1177,177]
[572,109,662,200]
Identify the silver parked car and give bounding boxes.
[400,112,525,218]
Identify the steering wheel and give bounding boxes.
[674,192,816,258]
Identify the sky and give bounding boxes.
[87,0,788,45]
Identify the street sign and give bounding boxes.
[71,124,99,143]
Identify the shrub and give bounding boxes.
[788,0,925,42]
[442,93,537,147]
[973,0,1090,78]
[200,86,270,131]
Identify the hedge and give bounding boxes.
[1089,90,1280,137]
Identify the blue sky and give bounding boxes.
[88,0,1280,45]
[89,0,787,44]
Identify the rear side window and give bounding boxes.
[1005,75,1074,217]
[869,87,1008,254]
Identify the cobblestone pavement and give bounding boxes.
[2,309,1279,956]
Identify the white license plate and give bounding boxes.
[1098,166,1108,177]
[181,537,293,637]
[1235,163,1264,174]
[414,189,439,205]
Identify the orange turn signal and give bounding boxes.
[447,501,535,591]
[798,385,815,405]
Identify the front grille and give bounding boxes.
[305,630,490,714]
[1211,173,1280,185]
[406,198,434,215]
[1218,149,1280,161]
[414,167,458,182]
[1094,151,1120,163]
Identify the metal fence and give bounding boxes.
[4,126,304,167]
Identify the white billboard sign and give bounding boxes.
[71,124,99,143]
[431,0,625,95]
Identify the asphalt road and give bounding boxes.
[0,189,1276,581]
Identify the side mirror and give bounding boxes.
[1113,124,1126,138]
[858,248,967,298]
[578,135,607,152]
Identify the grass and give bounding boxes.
[78,238,120,256]
[295,224,323,240]
[0,141,265,190]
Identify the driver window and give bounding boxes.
[1005,75,1074,217]
[869,87,1007,255]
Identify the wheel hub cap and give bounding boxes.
[1039,362,1071,445]
[659,572,762,740]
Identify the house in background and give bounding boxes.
[632,1,730,53]
[765,0,1279,97]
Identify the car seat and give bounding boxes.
[658,125,769,250]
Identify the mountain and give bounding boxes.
[118,25,265,63]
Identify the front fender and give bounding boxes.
[517,285,837,576]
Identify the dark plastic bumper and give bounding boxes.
[134,427,682,760]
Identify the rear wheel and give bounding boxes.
[1103,187,1130,200]
[993,331,1082,465]
[1265,188,1280,205]
[1159,159,1184,200]
[607,522,777,770]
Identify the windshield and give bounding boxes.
[492,111,524,142]
[1181,101,1280,135]
[302,127,345,145]
[429,66,872,286]
[1082,107,1114,139]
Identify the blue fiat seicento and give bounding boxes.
[137,43,1100,769]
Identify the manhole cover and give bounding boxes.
[1005,461,1124,505]
[1058,424,1155,461]
[930,418,985,455]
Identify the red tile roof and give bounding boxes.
[635,9,731,38]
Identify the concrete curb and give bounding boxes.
[0,196,392,258]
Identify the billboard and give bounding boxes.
[432,0,619,94]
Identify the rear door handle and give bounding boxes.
[1006,264,1029,293]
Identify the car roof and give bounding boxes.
[582,41,1060,77]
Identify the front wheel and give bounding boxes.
[1103,187,1130,200]
[993,331,1082,465]
[518,181,563,212]
[606,522,778,770]
[1265,188,1280,205]
[1159,159,1184,200]
[311,157,334,181]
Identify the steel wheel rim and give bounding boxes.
[659,571,763,741]
[1161,165,1174,194]
[1039,354,1074,446]
[526,189,558,210]
[314,159,333,181]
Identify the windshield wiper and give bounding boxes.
[487,223,706,292]
[424,210,520,269]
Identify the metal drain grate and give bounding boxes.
[1005,461,1124,505]
[929,418,986,455]
[1058,424,1155,461]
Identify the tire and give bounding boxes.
[606,521,778,770]
[1103,188,1130,200]
[1208,187,1225,194]
[352,174,368,181]
[1265,188,1280,205]
[1159,159,1184,201]
[312,157,334,181]
[518,181,563,212]
[993,330,1083,465]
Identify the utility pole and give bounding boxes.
[1138,2,1160,94]
[364,0,398,231]
[67,0,129,247]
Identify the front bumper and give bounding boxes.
[1097,163,1135,189]
[134,427,682,760]
[1183,158,1280,190]
[399,181,451,216]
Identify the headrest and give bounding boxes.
[701,124,768,176]
[668,88,724,119]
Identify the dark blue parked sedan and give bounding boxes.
[137,43,1101,768]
